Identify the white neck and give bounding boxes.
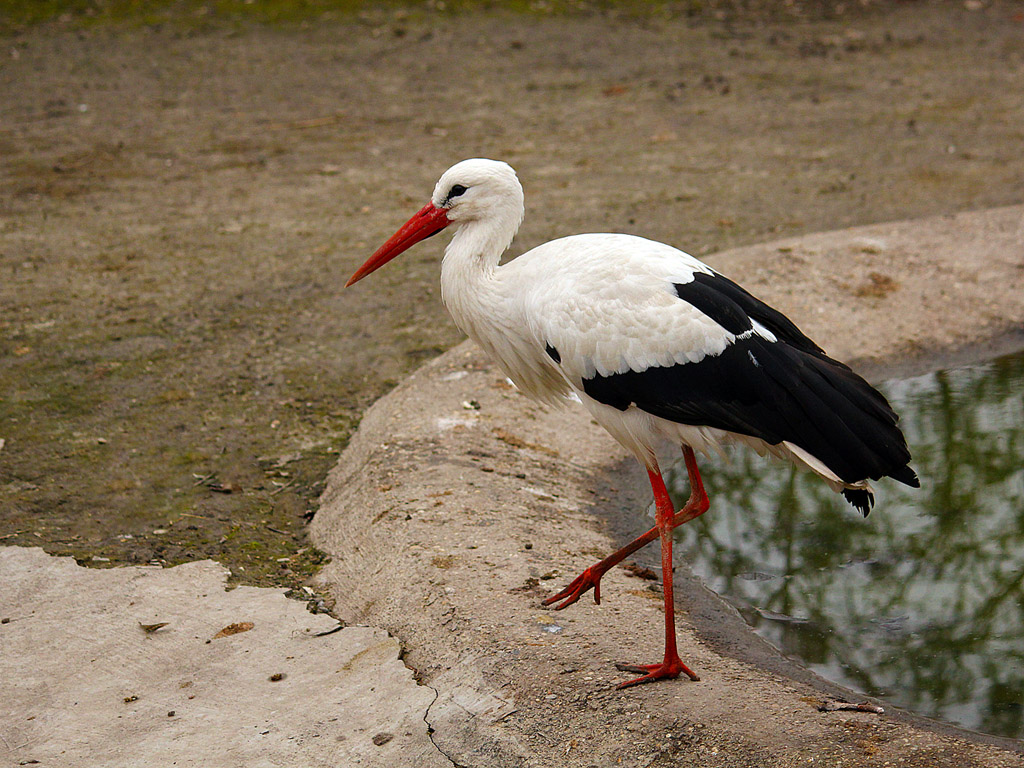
[439,211,520,336]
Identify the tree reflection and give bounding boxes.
[668,351,1024,739]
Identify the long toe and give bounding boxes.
[615,660,700,688]
[542,566,603,609]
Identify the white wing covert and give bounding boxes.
[517,233,737,386]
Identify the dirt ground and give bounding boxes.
[2,1,1023,590]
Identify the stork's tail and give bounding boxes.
[842,488,875,517]
[841,460,919,517]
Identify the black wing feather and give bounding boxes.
[582,274,918,493]
[682,272,828,358]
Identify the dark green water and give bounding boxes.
[667,350,1024,740]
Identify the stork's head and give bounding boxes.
[431,159,523,224]
[346,159,523,287]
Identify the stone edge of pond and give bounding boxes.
[311,205,1024,767]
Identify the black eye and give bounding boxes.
[448,184,468,199]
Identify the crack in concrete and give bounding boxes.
[394,635,466,768]
[422,683,469,768]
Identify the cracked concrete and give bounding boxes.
[0,546,448,767]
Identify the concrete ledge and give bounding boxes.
[312,206,1024,767]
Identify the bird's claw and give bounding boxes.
[542,565,606,610]
[615,658,700,688]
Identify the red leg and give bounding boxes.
[543,446,709,611]
[615,464,700,687]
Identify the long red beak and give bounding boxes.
[346,202,451,287]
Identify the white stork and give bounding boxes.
[346,158,919,688]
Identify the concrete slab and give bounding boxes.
[0,547,447,768]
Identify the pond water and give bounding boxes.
[666,350,1024,740]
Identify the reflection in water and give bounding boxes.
[667,351,1024,739]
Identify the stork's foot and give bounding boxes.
[615,657,700,688]
[542,565,607,610]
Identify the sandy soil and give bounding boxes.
[2,2,1023,585]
